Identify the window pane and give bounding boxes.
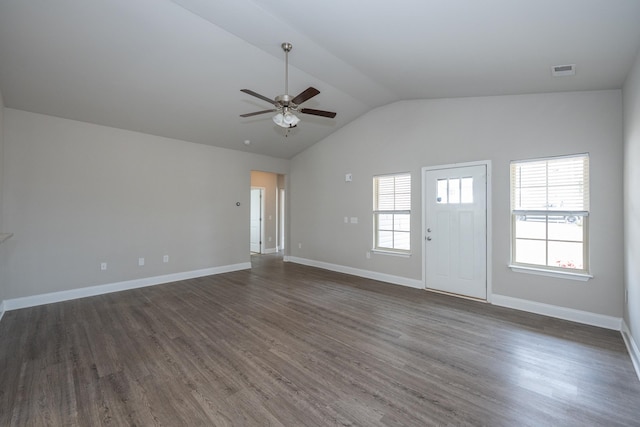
[437,179,448,204]
[516,187,548,210]
[375,176,395,210]
[378,213,393,231]
[394,175,411,210]
[394,231,410,250]
[378,231,393,248]
[514,239,546,265]
[373,173,411,252]
[511,154,589,272]
[512,155,588,211]
[548,241,583,269]
[461,177,473,203]
[548,220,583,242]
[448,178,460,204]
[394,214,410,232]
[514,217,546,240]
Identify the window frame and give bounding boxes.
[509,153,590,278]
[373,172,411,255]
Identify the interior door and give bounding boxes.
[250,188,263,254]
[424,165,487,299]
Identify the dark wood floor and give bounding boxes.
[1,254,639,426]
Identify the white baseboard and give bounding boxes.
[286,256,424,289]
[622,320,640,382]
[491,294,622,331]
[264,247,278,254]
[1,262,251,312]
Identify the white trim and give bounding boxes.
[250,186,265,254]
[264,247,278,254]
[422,160,492,301]
[370,249,411,258]
[621,320,640,382]
[2,262,251,312]
[287,256,423,289]
[511,152,589,164]
[491,294,621,330]
[0,301,5,323]
[508,264,592,281]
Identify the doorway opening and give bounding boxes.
[250,171,286,256]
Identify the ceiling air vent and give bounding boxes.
[552,64,576,77]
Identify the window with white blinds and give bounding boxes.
[510,154,589,274]
[373,173,411,253]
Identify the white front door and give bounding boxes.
[250,188,263,253]
[424,164,487,299]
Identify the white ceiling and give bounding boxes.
[1,0,639,159]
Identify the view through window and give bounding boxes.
[510,154,589,274]
[373,173,411,253]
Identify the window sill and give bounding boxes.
[371,249,412,258]
[508,265,592,281]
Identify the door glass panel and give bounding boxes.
[437,179,448,203]
[461,177,473,203]
[448,178,460,204]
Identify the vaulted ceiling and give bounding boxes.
[1,0,640,159]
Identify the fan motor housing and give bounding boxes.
[275,94,294,107]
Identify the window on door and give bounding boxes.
[510,153,589,275]
[437,177,474,204]
[373,173,411,253]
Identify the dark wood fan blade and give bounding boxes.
[240,109,277,117]
[240,89,279,106]
[291,87,320,105]
[299,108,337,118]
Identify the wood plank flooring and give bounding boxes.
[1,253,639,426]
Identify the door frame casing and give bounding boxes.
[421,160,493,301]
[250,186,266,254]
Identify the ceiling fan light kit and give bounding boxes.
[273,108,300,128]
[240,42,336,129]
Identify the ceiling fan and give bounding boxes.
[240,42,337,128]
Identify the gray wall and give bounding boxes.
[289,90,623,317]
[1,109,288,300]
[623,49,640,347]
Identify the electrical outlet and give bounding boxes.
[138,257,145,266]
[100,262,107,271]
[366,251,371,259]
[163,255,169,263]
[298,243,302,249]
